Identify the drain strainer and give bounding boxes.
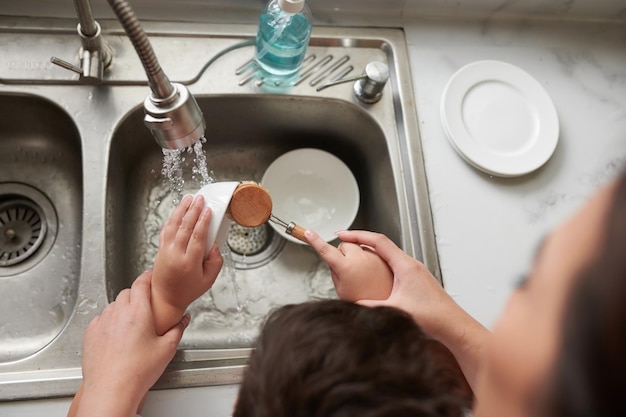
[228,223,270,256]
[0,198,47,267]
[0,183,58,276]
[227,223,285,269]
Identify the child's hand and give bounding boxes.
[305,229,393,301]
[151,194,224,335]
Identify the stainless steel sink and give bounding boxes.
[0,93,83,363]
[107,94,402,348]
[0,17,438,400]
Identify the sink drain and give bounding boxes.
[228,223,270,256]
[0,199,47,266]
[0,183,58,276]
[227,223,285,269]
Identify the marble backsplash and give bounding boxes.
[2,0,626,25]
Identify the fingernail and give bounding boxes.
[304,229,313,239]
[334,230,347,236]
[182,313,191,328]
[193,194,205,205]
[182,194,194,201]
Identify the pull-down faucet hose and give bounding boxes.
[105,0,205,149]
[105,0,175,99]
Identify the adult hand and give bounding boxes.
[305,229,393,301]
[307,229,447,330]
[152,194,224,334]
[323,230,456,334]
[329,230,489,390]
[77,271,189,417]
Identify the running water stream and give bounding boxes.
[140,138,336,348]
[158,138,247,316]
[161,137,214,204]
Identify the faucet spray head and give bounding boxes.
[143,83,206,150]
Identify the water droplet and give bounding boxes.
[192,138,213,186]
[161,148,184,203]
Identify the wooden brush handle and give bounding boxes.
[286,222,307,243]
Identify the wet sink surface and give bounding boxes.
[0,94,83,363]
[106,94,402,348]
[0,20,437,400]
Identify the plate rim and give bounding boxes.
[261,147,360,244]
[441,59,559,177]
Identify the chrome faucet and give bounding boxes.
[106,0,205,149]
[52,0,205,150]
[50,0,112,84]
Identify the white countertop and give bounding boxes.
[404,16,626,328]
[2,14,626,417]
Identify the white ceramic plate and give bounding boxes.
[261,148,360,244]
[441,60,559,177]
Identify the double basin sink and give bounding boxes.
[0,17,438,400]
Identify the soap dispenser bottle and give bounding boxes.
[255,0,313,85]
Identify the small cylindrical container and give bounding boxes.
[255,0,313,85]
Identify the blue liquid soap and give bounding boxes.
[255,0,313,85]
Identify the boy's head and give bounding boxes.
[234,300,472,417]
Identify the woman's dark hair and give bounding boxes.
[234,300,472,417]
[549,171,626,416]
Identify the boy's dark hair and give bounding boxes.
[234,300,472,417]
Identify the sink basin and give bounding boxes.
[106,94,401,348]
[0,93,83,363]
[0,19,438,400]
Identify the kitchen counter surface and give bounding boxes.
[2,14,626,417]
[404,16,626,328]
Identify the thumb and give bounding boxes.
[337,241,363,256]
[305,229,344,268]
[305,229,330,254]
[161,313,190,348]
[203,245,224,287]
[204,244,224,272]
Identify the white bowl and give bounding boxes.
[261,148,360,244]
[194,181,239,257]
